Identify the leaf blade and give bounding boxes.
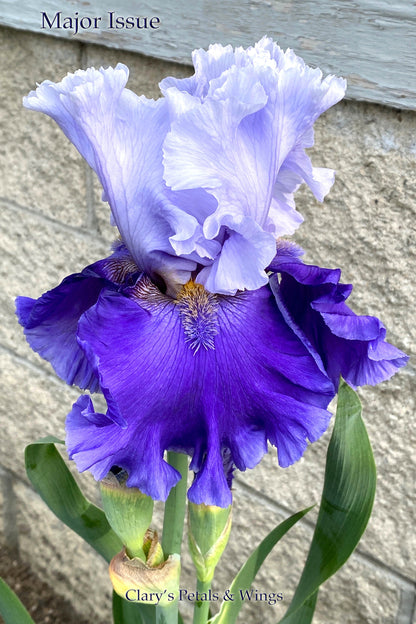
[210,506,313,624]
[278,379,376,623]
[25,437,122,562]
[0,577,35,624]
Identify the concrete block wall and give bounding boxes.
[0,25,415,623]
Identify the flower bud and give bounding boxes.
[142,528,164,567]
[188,502,232,582]
[109,531,180,605]
[100,470,153,561]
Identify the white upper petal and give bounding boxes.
[24,64,197,288]
[24,39,346,296]
[163,43,345,292]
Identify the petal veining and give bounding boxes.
[70,279,335,505]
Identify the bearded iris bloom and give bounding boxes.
[16,38,407,508]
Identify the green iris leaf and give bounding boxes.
[0,577,35,624]
[25,436,121,562]
[278,379,376,623]
[25,437,158,624]
[210,506,313,624]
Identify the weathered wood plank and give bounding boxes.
[1,0,415,109]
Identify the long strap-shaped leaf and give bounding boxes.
[26,437,158,624]
[277,379,376,623]
[25,436,122,563]
[210,506,313,624]
[0,578,35,624]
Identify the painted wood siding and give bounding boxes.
[1,0,415,109]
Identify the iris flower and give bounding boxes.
[16,38,407,507]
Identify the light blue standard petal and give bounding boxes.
[163,41,346,293]
[24,42,346,296]
[163,65,270,219]
[23,64,197,294]
[196,220,276,294]
[23,65,129,174]
[160,43,238,99]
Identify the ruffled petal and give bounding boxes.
[160,43,237,99]
[66,395,180,500]
[272,253,409,388]
[72,278,334,505]
[262,388,332,467]
[163,39,345,292]
[196,220,276,294]
[23,65,129,179]
[15,245,140,391]
[279,146,335,204]
[24,64,197,290]
[267,166,305,237]
[16,273,106,391]
[24,41,345,296]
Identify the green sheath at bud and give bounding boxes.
[100,470,154,561]
[188,502,232,582]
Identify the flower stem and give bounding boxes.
[155,601,180,624]
[161,452,188,556]
[192,579,212,624]
[155,452,188,624]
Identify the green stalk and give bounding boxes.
[155,601,180,624]
[155,452,188,624]
[192,579,212,624]
[161,452,189,556]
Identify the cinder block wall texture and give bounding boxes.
[1,26,415,624]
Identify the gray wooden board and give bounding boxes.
[1,0,415,109]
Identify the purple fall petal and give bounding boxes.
[271,249,409,388]
[66,395,181,500]
[16,273,105,391]
[15,244,141,391]
[23,64,198,292]
[70,277,334,506]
